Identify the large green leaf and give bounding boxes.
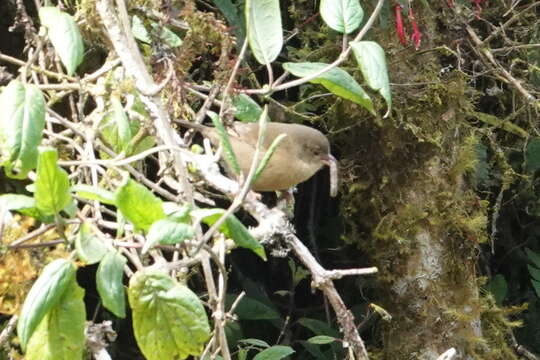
[25,277,85,360]
[34,148,72,216]
[72,184,116,205]
[17,259,76,350]
[245,0,283,65]
[192,208,266,260]
[0,80,45,178]
[320,0,363,34]
[128,270,211,360]
[97,250,127,318]
[350,41,392,114]
[75,222,108,265]
[115,178,166,231]
[253,345,295,360]
[283,62,374,113]
[143,218,195,253]
[39,7,84,76]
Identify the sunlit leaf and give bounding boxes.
[17,259,76,351]
[143,219,195,253]
[25,277,85,360]
[0,80,45,179]
[34,148,72,216]
[350,41,392,115]
[245,0,283,64]
[128,270,211,360]
[97,250,127,318]
[39,7,84,75]
[115,178,165,231]
[283,62,374,113]
[320,0,363,34]
[75,222,108,265]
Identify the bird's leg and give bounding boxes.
[276,188,295,218]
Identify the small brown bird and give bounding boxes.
[177,120,337,195]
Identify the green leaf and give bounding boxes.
[245,0,283,65]
[297,318,340,338]
[320,0,363,34]
[151,23,183,48]
[132,15,151,44]
[17,259,76,351]
[526,247,540,269]
[208,111,241,174]
[75,222,108,265]
[283,62,374,113]
[110,97,132,154]
[25,277,85,360]
[253,133,287,183]
[213,0,246,46]
[232,94,263,123]
[238,338,270,348]
[485,274,508,305]
[253,345,295,360]
[115,178,166,231]
[128,270,211,360]
[307,335,336,344]
[192,208,266,260]
[0,194,36,212]
[97,250,127,318]
[529,264,540,282]
[39,7,84,76]
[350,41,392,114]
[143,218,195,253]
[0,80,45,179]
[72,184,116,205]
[232,295,280,320]
[34,148,72,216]
[525,137,540,173]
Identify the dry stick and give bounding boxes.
[244,0,385,95]
[466,25,538,106]
[96,0,193,202]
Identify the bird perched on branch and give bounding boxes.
[176,120,338,196]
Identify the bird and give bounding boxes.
[176,120,337,194]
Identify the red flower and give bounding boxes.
[408,7,422,50]
[394,4,408,46]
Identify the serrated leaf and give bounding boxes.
[75,222,108,265]
[208,111,241,174]
[283,62,374,113]
[17,259,76,351]
[39,7,84,76]
[128,270,211,360]
[350,41,392,115]
[72,184,116,205]
[192,208,266,260]
[34,148,72,216]
[0,80,45,179]
[525,138,540,173]
[115,178,165,231]
[253,345,295,360]
[97,250,127,318]
[307,335,336,344]
[143,219,195,253]
[320,0,363,34]
[232,94,263,123]
[526,247,540,269]
[245,0,283,65]
[25,277,85,360]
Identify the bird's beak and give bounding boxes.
[320,154,338,197]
